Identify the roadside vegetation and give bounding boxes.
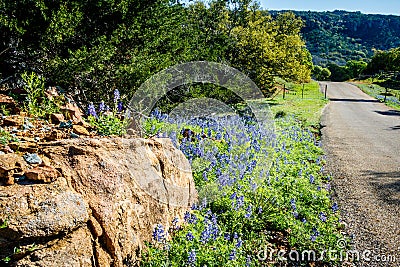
[140,82,346,266]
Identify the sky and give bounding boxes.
[258,0,400,16]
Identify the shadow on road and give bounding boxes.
[374,110,400,116]
[329,98,379,103]
[363,170,400,206]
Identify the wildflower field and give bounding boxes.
[141,96,345,266]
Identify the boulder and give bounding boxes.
[25,165,60,183]
[0,153,27,185]
[0,137,197,266]
[60,103,84,124]
[72,125,90,136]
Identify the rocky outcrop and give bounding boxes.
[0,138,197,266]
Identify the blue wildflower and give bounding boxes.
[117,101,123,112]
[99,101,105,113]
[224,233,231,241]
[186,231,194,241]
[187,250,196,265]
[152,224,165,242]
[236,238,243,248]
[319,212,327,222]
[113,89,120,102]
[88,103,97,117]
[229,249,236,260]
[257,207,263,214]
[309,174,315,184]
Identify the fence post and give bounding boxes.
[283,84,286,99]
[302,84,304,99]
[324,84,328,99]
[384,87,388,102]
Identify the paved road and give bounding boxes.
[320,82,400,266]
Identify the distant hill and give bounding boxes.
[269,10,400,66]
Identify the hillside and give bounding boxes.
[269,10,400,66]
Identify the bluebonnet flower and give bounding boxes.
[88,103,97,117]
[310,227,320,242]
[290,198,296,210]
[229,249,236,260]
[99,101,105,113]
[309,174,315,184]
[187,250,196,265]
[117,101,123,112]
[184,211,198,224]
[246,255,252,266]
[301,218,307,223]
[245,205,252,218]
[319,212,327,222]
[293,212,299,218]
[152,224,165,242]
[202,171,208,181]
[257,206,263,214]
[236,238,243,248]
[113,89,120,102]
[224,233,231,241]
[332,202,339,212]
[233,195,245,210]
[200,227,211,243]
[186,231,194,241]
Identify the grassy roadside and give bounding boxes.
[265,81,328,127]
[351,81,400,110]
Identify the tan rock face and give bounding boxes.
[0,138,197,266]
[72,124,90,136]
[25,165,60,183]
[0,153,27,185]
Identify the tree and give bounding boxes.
[312,65,331,81]
[345,60,367,78]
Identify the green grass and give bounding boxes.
[353,82,400,110]
[265,81,328,128]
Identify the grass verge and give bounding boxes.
[265,81,328,127]
[352,81,400,110]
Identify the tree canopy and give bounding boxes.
[1,0,313,102]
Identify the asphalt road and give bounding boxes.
[320,82,400,266]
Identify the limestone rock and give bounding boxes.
[0,153,27,185]
[25,165,60,183]
[9,141,38,153]
[0,137,197,266]
[60,103,84,124]
[72,125,90,136]
[0,180,89,240]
